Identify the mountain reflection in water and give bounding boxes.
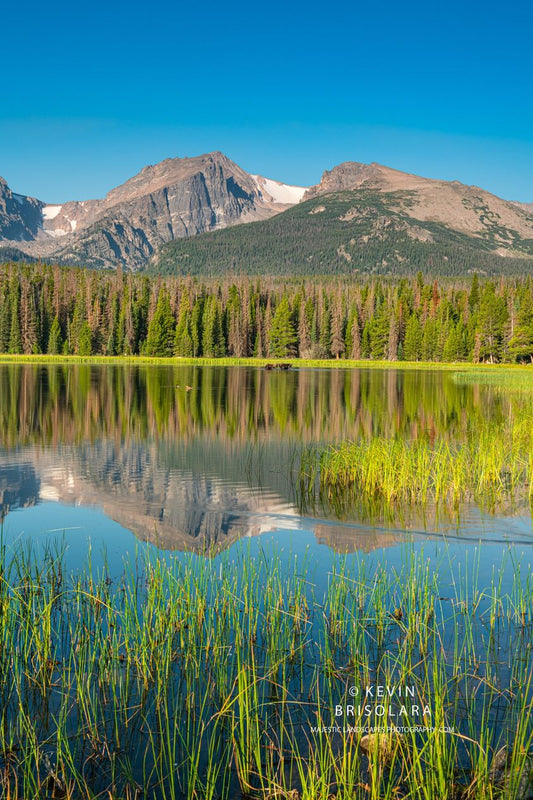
[0,363,530,552]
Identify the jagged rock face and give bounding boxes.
[0,177,44,241]
[52,154,266,269]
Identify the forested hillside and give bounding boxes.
[152,190,533,277]
[1,262,532,363]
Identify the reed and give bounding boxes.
[0,539,531,799]
[300,410,533,523]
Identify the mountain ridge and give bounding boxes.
[1,152,532,273]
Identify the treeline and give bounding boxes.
[0,262,532,363]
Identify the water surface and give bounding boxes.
[0,363,531,567]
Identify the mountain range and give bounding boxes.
[1,151,532,275]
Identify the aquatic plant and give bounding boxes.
[300,412,533,523]
[0,539,531,799]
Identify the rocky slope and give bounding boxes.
[0,177,44,241]
[304,162,533,256]
[0,152,306,270]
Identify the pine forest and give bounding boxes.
[1,262,532,363]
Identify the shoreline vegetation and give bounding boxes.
[0,540,531,799]
[300,423,533,524]
[0,354,533,371]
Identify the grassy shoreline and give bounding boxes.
[299,367,533,523]
[0,353,532,371]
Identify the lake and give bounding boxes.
[0,363,532,799]
[1,363,531,559]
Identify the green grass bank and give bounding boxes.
[1,354,533,372]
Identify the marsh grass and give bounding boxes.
[299,366,533,525]
[300,413,533,524]
[0,539,531,799]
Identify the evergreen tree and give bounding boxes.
[105,295,119,356]
[253,296,265,357]
[508,298,533,362]
[8,278,21,354]
[368,306,389,359]
[145,287,175,356]
[0,297,10,353]
[330,301,345,359]
[268,296,297,357]
[202,297,225,357]
[174,289,193,356]
[403,314,422,361]
[442,324,462,362]
[386,310,399,360]
[47,316,63,354]
[318,300,331,358]
[226,285,244,357]
[422,317,438,361]
[361,322,371,358]
[191,297,204,356]
[347,308,361,359]
[70,294,86,355]
[78,321,93,356]
[123,298,135,354]
[20,277,39,354]
[476,283,508,363]
[298,297,314,358]
[469,273,480,310]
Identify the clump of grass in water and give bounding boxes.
[0,539,531,799]
[300,415,533,522]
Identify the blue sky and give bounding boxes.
[1,0,532,203]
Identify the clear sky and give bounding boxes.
[1,0,532,203]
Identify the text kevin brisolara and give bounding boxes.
[336,684,431,719]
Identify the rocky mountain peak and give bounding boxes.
[4,151,299,270]
[102,151,261,210]
[304,161,409,200]
[0,177,44,241]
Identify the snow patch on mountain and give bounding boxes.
[47,228,71,237]
[252,176,306,205]
[43,205,62,220]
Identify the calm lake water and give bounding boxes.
[0,363,531,579]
